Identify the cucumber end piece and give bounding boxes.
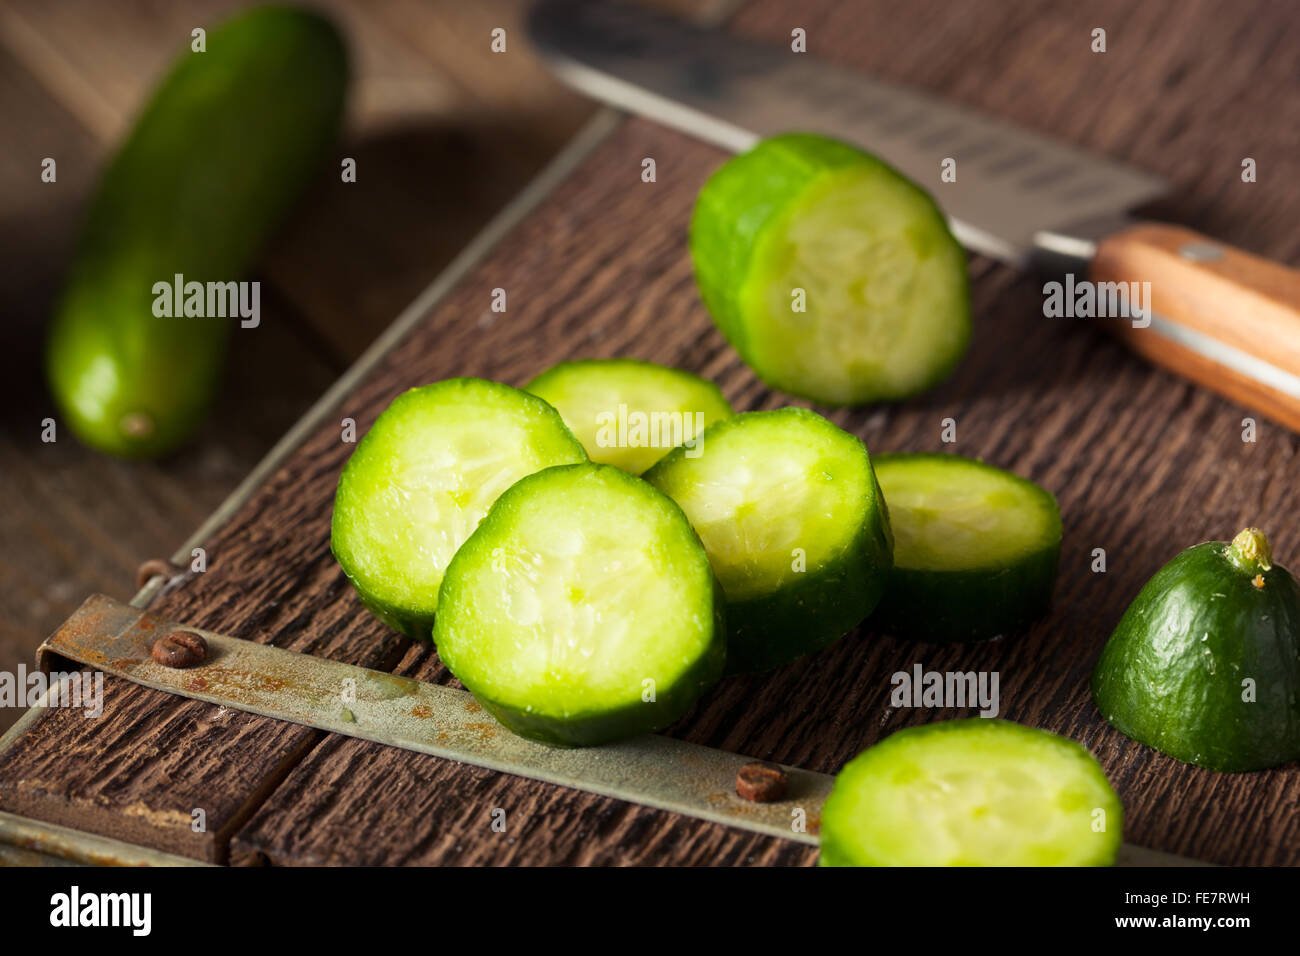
[691,133,971,406]
[1091,536,1300,772]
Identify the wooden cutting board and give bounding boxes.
[3,0,1300,866]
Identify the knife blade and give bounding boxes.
[527,0,1300,431]
[527,0,1168,265]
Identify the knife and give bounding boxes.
[527,0,1300,431]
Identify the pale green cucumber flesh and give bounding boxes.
[875,454,1060,572]
[691,133,970,406]
[870,453,1061,642]
[526,358,732,474]
[644,407,892,671]
[433,463,724,746]
[330,379,586,640]
[820,720,1123,866]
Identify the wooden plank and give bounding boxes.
[4,0,1300,865]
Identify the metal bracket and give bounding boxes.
[34,595,829,846]
[18,594,1204,865]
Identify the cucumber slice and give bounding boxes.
[526,359,733,474]
[690,133,970,405]
[643,408,892,672]
[820,720,1123,867]
[331,379,586,640]
[870,454,1061,642]
[433,463,725,747]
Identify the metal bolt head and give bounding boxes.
[152,630,208,668]
[736,761,788,802]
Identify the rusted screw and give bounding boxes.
[736,761,788,803]
[152,630,207,669]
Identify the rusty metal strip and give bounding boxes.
[0,810,210,868]
[28,595,1206,865]
[37,595,828,846]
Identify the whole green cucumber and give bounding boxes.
[46,6,348,457]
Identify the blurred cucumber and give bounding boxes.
[46,5,348,458]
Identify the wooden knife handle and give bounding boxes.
[1089,222,1300,432]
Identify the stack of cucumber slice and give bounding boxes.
[324,131,1122,866]
[332,363,1062,746]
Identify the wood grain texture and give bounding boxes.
[5,0,1300,865]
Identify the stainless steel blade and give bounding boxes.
[23,594,1207,866]
[527,0,1169,264]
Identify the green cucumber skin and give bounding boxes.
[47,6,348,458]
[869,453,1060,643]
[1091,542,1300,772]
[350,589,436,646]
[644,410,893,673]
[873,551,1059,643]
[718,509,891,673]
[435,463,727,748]
[689,132,971,405]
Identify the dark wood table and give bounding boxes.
[0,0,598,730]
[3,0,1299,865]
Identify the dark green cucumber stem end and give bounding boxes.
[1228,527,1272,575]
